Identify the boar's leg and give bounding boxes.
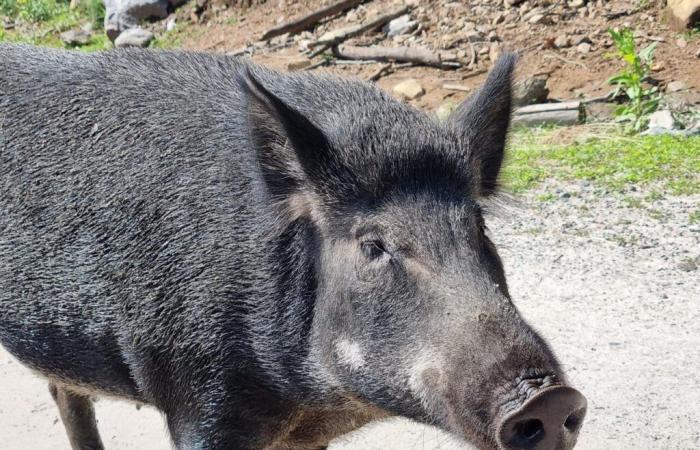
[49,382,105,450]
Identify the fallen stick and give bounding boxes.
[308,5,411,50]
[366,63,392,82]
[303,59,330,71]
[333,45,460,68]
[260,0,367,41]
[443,84,470,92]
[512,101,585,127]
[544,52,587,69]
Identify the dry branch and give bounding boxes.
[260,0,367,41]
[366,63,393,82]
[443,84,470,92]
[308,5,411,51]
[512,101,585,127]
[333,45,460,68]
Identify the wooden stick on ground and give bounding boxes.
[307,5,411,57]
[260,0,367,41]
[443,84,471,92]
[512,101,585,127]
[366,63,392,82]
[333,44,460,68]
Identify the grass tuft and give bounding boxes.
[502,126,700,195]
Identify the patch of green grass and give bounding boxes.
[1,0,107,50]
[689,210,700,224]
[536,192,556,202]
[645,190,663,202]
[622,196,645,209]
[151,23,197,49]
[502,127,700,195]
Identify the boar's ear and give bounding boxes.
[238,68,331,209]
[450,53,516,197]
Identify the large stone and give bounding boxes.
[104,0,168,42]
[554,34,571,48]
[577,42,592,54]
[667,0,700,31]
[383,14,418,37]
[120,0,169,20]
[647,110,676,130]
[513,77,549,106]
[60,29,91,46]
[114,27,155,47]
[667,80,688,92]
[393,79,425,101]
[435,101,456,121]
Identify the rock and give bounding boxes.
[286,58,311,71]
[104,0,168,42]
[465,30,485,43]
[697,47,700,57]
[513,77,549,106]
[666,0,700,31]
[435,101,456,121]
[586,102,616,121]
[647,110,677,130]
[384,14,418,37]
[554,34,571,48]
[505,0,526,6]
[667,80,688,92]
[569,0,586,7]
[114,27,155,47]
[492,12,506,25]
[393,79,425,101]
[487,31,500,42]
[676,37,688,48]
[119,0,168,20]
[163,14,176,32]
[489,42,502,62]
[677,258,697,272]
[577,42,592,54]
[528,13,547,24]
[59,29,91,46]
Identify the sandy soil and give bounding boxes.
[1,179,698,450]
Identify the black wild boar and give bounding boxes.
[0,44,586,450]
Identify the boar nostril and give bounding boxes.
[513,419,544,446]
[564,409,584,432]
[497,386,587,450]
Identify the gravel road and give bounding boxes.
[1,179,698,450]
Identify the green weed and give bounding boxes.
[607,27,660,133]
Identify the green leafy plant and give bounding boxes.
[607,27,660,132]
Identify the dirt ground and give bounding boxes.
[2,179,698,449]
[160,0,700,112]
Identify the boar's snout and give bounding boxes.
[496,386,587,450]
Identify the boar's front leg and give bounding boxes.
[49,382,105,450]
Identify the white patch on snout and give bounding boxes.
[335,339,366,370]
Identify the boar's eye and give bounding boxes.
[360,240,388,261]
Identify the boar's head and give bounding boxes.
[239,54,586,450]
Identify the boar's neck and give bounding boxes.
[243,214,327,403]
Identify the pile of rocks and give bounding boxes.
[104,0,186,46]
